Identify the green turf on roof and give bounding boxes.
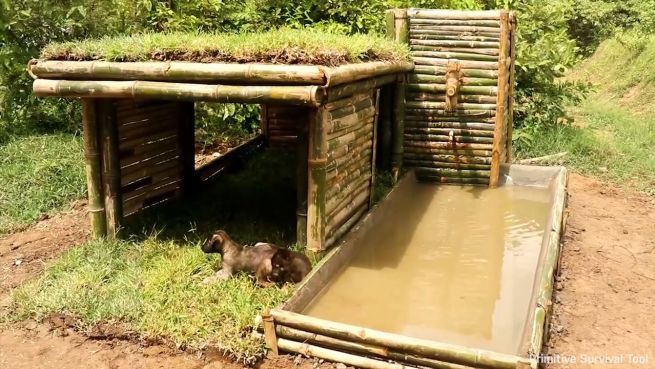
[40,29,411,67]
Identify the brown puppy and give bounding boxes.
[268,248,312,285]
[201,230,279,284]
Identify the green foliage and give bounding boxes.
[0,134,85,234]
[195,103,260,148]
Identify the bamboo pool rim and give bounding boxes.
[263,166,568,369]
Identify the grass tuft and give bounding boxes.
[41,28,410,67]
[0,134,85,234]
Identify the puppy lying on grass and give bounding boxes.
[201,230,311,286]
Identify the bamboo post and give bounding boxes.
[506,12,517,162]
[260,104,269,141]
[261,309,279,356]
[489,11,510,188]
[296,111,309,247]
[378,85,393,170]
[179,102,196,194]
[81,99,107,238]
[392,74,407,181]
[369,90,380,208]
[307,107,328,252]
[99,100,123,237]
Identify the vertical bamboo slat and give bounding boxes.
[297,113,309,246]
[489,11,510,188]
[307,107,329,252]
[260,104,269,140]
[506,13,517,163]
[99,100,123,237]
[369,90,380,208]
[82,99,107,238]
[179,102,196,193]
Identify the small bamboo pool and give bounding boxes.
[261,164,568,369]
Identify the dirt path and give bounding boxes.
[0,174,654,368]
[545,174,655,368]
[0,201,89,300]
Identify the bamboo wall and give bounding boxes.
[388,9,515,187]
[261,105,307,148]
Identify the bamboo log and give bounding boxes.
[403,152,491,164]
[405,141,491,150]
[81,100,107,238]
[122,179,182,216]
[506,13,517,162]
[391,75,406,179]
[394,9,409,44]
[270,309,521,369]
[412,57,498,70]
[405,127,494,137]
[328,122,373,150]
[325,61,414,87]
[271,325,470,369]
[327,150,371,182]
[414,167,490,178]
[307,107,329,252]
[98,100,122,237]
[261,309,279,355]
[408,19,499,27]
[29,60,326,84]
[404,133,493,144]
[33,79,325,106]
[414,66,498,79]
[407,93,497,104]
[329,95,374,119]
[328,148,371,177]
[410,39,499,48]
[407,9,501,20]
[405,146,492,157]
[407,24,500,34]
[178,102,196,193]
[325,92,372,112]
[416,175,489,185]
[327,106,376,136]
[329,132,372,162]
[326,74,397,102]
[405,101,496,110]
[405,121,495,131]
[489,11,510,188]
[408,74,497,86]
[405,115,495,123]
[297,115,309,247]
[327,160,371,198]
[327,188,370,231]
[405,160,490,170]
[405,108,495,118]
[410,47,500,57]
[327,175,371,214]
[409,32,500,41]
[410,51,497,61]
[407,84,497,95]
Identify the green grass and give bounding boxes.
[41,28,410,66]
[6,149,300,363]
[0,134,85,234]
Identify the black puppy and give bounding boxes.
[268,248,312,285]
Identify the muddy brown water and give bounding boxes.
[303,181,552,355]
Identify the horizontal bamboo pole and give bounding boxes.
[325,61,414,87]
[405,108,495,118]
[326,74,397,102]
[409,28,501,39]
[328,106,376,136]
[256,334,415,369]
[29,60,326,84]
[329,132,372,162]
[328,123,373,150]
[408,19,499,27]
[410,39,499,48]
[404,133,494,144]
[408,24,500,34]
[33,79,324,106]
[329,96,375,119]
[411,47,499,56]
[328,148,371,178]
[327,152,371,183]
[271,309,521,369]
[413,57,498,70]
[404,152,491,164]
[409,32,500,42]
[405,127,494,137]
[327,188,370,229]
[405,160,490,170]
[410,51,497,61]
[408,74,496,86]
[414,65,498,79]
[406,101,496,110]
[271,325,470,369]
[405,115,496,123]
[327,175,371,214]
[407,93,497,104]
[405,146,492,157]
[416,175,489,185]
[405,122,494,131]
[407,83,497,95]
[408,9,501,20]
[414,167,490,178]
[405,140,492,150]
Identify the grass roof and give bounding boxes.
[40,29,410,67]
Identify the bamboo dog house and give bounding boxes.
[29,57,412,251]
[387,9,516,186]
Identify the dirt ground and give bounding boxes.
[0,173,654,369]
